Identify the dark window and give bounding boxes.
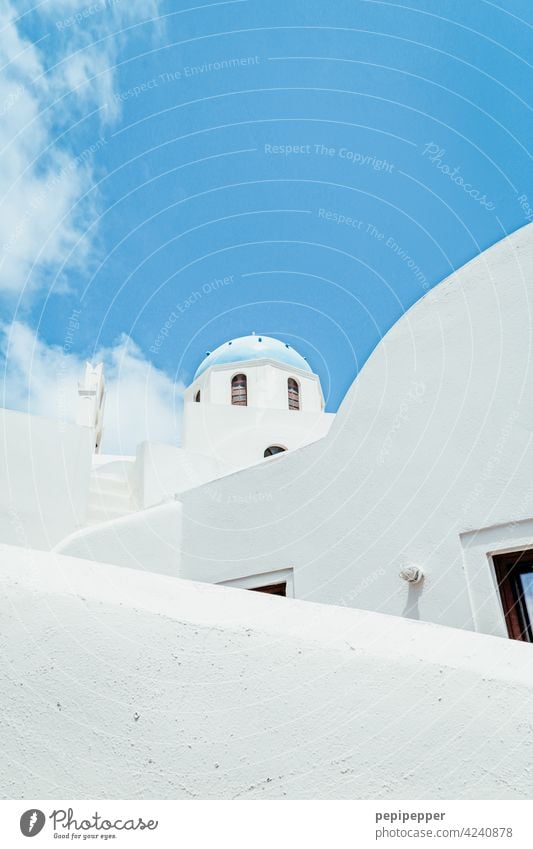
[264,445,286,457]
[288,377,300,410]
[493,550,533,641]
[231,373,247,406]
[250,582,286,597]
[195,390,201,402]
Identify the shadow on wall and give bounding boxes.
[402,582,423,620]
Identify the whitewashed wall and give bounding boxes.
[54,501,182,577]
[185,360,324,410]
[2,544,533,799]
[179,224,533,636]
[0,409,93,549]
[183,402,333,471]
[134,441,231,508]
[183,358,332,470]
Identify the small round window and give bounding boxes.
[264,445,286,457]
[231,373,247,406]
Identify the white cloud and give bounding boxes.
[98,333,184,455]
[0,0,162,294]
[0,321,183,454]
[0,4,172,449]
[0,6,89,293]
[49,0,163,124]
[59,48,118,123]
[45,0,163,114]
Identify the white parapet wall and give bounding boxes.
[1,542,533,799]
[183,400,334,472]
[54,500,183,577]
[133,441,233,508]
[0,408,93,549]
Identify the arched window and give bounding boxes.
[264,445,286,457]
[194,390,201,402]
[231,373,247,406]
[288,377,300,410]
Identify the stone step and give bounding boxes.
[89,482,131,500]
[86,473,134,527]
[85,508,130,526]
[89,477,131,496]
[88,498,132,517]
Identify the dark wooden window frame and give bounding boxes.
[219,568,294,597]
[493,549,533,641]
[288,377,300,410]
[231,373,248,406]
[251,582,287,597]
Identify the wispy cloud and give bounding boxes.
[0,0,161,294]
[0,4,87,293]
[0,321,183,454]
[46,0,163,124]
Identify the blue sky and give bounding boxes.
[0,0,531,449]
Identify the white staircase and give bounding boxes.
[85,460,136,526]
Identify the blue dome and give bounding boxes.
[193,335,312,380]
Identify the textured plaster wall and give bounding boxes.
[178,224,533,635]
[0,409,93,549]
[1,543,533,800]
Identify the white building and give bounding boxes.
[183,333,332,471]
[3,224,533,799]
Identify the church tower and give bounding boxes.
[182,334,333,471]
